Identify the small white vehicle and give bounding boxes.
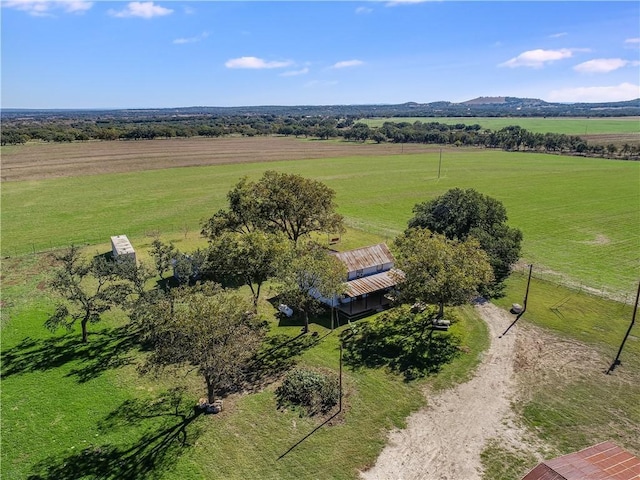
[278,304,293,317]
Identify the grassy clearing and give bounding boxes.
[1,248,489,479]
[494,271,639,361]
[3,150,638,296]
[360,116,640,135]
[493,272,640,457]
[480,439,538,480]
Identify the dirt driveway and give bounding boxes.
[361,302,532,480]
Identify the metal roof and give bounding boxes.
[344,269,404,297]
[333,243,395,272]
[522,441,640,480]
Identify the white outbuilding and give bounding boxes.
[110,235,136,263]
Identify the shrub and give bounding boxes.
[276,368,339,416]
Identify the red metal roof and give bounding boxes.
[344,269,403,297]
[332,243,394,272]
[522,442,640,480]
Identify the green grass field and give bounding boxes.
[2,145,639,479]
[2,150,638,296]
[0,251,488,480]
[494,272,640,454]
[360,116,640,135]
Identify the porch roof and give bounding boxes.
[344,269,403,298]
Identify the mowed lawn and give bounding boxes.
[360,116,640,135]
[2,149,638,296]
[0,251,486,480]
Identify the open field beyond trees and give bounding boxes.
[360,116,640,135]
[2,136,639,479]
[2,137,638,297]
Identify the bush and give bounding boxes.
[276,368,339,416]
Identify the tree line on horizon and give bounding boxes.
[2,114,637,159]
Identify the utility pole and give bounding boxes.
[438,149,442,179]
[607,281,640,374]
[499,264,533,338]
[339,343,343,412]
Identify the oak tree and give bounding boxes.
[393,229,494,317]
[141,284,267,404]
[202,171,344,246]
[408,188,522,297]
[46,246,127,343]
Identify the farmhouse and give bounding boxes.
[323,243,402,316]
[521,441,640,480]
[110,235,136,263]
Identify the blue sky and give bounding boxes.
[2,1,639,109]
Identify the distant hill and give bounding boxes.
[460,96,549,106]
[2,97,639,120]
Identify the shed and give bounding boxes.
[521,441,640,480]
[110,235,136,263]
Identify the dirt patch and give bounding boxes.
[360,302,539,480]
[580,234,611,246]
[1,137,441,182]
[581,133,640,147]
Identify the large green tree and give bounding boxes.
[393,229,494,317]
[140,284,268,404]
[408,188,522,296]
[205,231,291,307]
[202,171,344,245]
[277,243,347,333]
[46,246,127,343]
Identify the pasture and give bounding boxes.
[2,138,638,297]
[359,116,640,135]
[2,137,639,479]
[0,249,488,480]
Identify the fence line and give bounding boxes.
[509,263,636,305]
[2,234,636,305]
[1,224,198,258]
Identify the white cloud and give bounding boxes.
[280,67,310,77]
[108,2,173,19]
[547,83,640,103]
[332,59,365,69]
[386,0,431,6]
[499,48,576,68]
[573,58,637,74]
[305,80,338,88]
[173,32,209,45]
[225,57,293,69]
[356,6,373,14]
[2,0,92,16]
[549,32,568,38]
[625,38,640,49]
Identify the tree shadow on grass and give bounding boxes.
[340,307,462,381]
[28,388,204,480]
[1,324,139,383]
[241,333,320,394]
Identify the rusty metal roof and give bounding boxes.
[333,243,395,272]
[344,269,403,297]
[522,441,640,480]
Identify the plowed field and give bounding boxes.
[1,136,438,182]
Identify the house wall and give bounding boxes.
[346,261,394,281]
